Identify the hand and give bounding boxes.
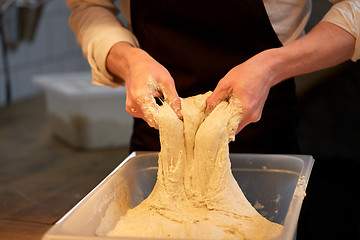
[206,50,280,134]
[106,42,182,128]
[207,22,356,135]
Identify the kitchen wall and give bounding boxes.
[0,0,90,107]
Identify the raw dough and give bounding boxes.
[103,92,283,239]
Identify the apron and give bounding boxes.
[129,0,300,154]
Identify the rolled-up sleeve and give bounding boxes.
[322,0,360,61]
[67,0,139,87]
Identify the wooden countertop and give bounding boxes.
[0,95,130,240]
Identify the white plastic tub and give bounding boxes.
[33,72,133,149]
[42,152,314,240]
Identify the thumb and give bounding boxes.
[161,82,183,120]
[167,96,182,120]
[206,85,230,115]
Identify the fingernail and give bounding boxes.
[176,109,183,120]
[147,118,159,129]
[205,102,215,115]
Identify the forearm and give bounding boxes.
[207,1,359,134]
[67,0,138,87]
[271,21,355,86]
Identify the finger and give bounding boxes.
[138,95,159,129]
[158,78,183,120]
[206,83,230,115]
[126,95,159,129]
[165,95,182,120]
[125,103,143,119]
[141,110,159,129]
[227,96,244,136]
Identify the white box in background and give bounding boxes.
[33,72,133,149]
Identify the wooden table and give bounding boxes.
[0,95,130,239]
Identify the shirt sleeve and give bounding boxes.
[67,0,139,87]
[322,0,360,61]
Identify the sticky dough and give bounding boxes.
[104,92,283,239]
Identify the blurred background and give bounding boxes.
[0,0,89,105]
[0,0,359,239]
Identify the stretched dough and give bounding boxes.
[104,92,283,239]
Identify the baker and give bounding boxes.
[67,0,359,154]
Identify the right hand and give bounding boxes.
[106,42,182,129]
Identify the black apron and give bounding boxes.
[129,0,300,154]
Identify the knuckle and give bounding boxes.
[125,105,133,114]
[125,100,138,114]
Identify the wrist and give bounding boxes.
[262,47,301,86]
[106,41,135,81]
[254,48,288,87]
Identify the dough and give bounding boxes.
[102,92,283,239]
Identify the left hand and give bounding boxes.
[206,49,280,134]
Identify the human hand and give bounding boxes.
[106,42,182,129]
[207,20,356,135]
[206,50,280,134]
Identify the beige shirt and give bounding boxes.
[67,0,360,87]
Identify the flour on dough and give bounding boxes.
[99,92,283,239]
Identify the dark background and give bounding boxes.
[296,1,360,239]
